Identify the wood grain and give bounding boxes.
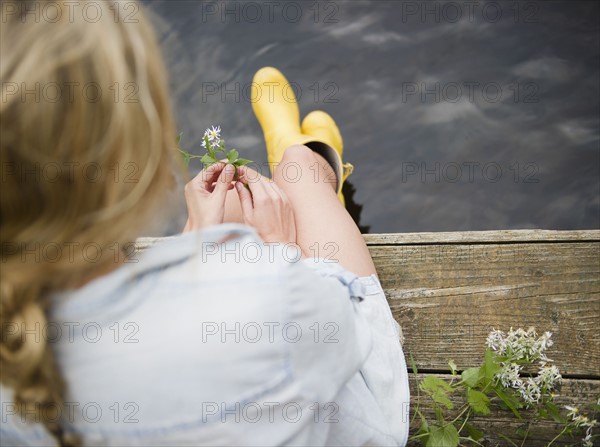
[364,229,600,245]
[137,230,600,249]
[370,240,600,377]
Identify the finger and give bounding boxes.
[210,182,236,190]
[271,180,290,204]
[236,165,262,186]
[245,169,271,201]
[213,164,236,202]
[193,162,225,191]
[260,175,281,202]
[235,181,254,221]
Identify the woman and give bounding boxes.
[0,1,409,445]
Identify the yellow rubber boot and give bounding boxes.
[251,67,352,204]
[301,111,354,204]
[251,67,313,168]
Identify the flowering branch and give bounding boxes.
[411,328,599,447]
[176,126,253,172]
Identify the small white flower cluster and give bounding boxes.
[201,125,222,150]
[535,364,561,389]
[565,405,598,447]
[487,328,561,407]
[497,362,522,388]
[486,327,553,364]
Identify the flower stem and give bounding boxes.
[546,426,568,447]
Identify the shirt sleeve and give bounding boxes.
[280,257,373,404]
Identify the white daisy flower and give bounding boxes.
[202,126,222,151]
[204,125,221,142]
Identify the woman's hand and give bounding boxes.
[183,163,235,232]
[235,166,297,245]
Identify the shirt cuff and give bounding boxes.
[300,258,366,301]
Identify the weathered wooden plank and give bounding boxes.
[372,242,600,377]
[364,229,600,245]
[137,230,600,249]
[406,374,600,447]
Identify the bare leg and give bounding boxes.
[222,152,376,276]
[273,145,376,277]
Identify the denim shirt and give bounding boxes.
[1,224,409,446]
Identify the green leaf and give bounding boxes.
[467,388,490,415]
[421,376,453,393]
[418,414,430,436]
[495,387,523,419]
[544,401,566,424]
[418,417,429,434]
[434,406,444,423]
[179,150,191,167]
[414,416,430,445]
[426,424,459,447]
[464,422,484,441]
[200,154,218,166]
[448,360,457,375]
[234,158,253,166]
[420,376,454,410]
[515,425,529,438]
[176,132,182,146]
[461,367,481,388]
[481,348,501,386]
[410,352,418,375]
[227,149,239,163]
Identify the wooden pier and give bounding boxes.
[136,229,600,446]
[365,230,599,446]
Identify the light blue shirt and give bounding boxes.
[1,224,409,446]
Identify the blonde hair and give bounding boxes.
[1,1,178,444]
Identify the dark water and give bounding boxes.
[144,0,599,234]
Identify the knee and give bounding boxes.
[280,144,315,167]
